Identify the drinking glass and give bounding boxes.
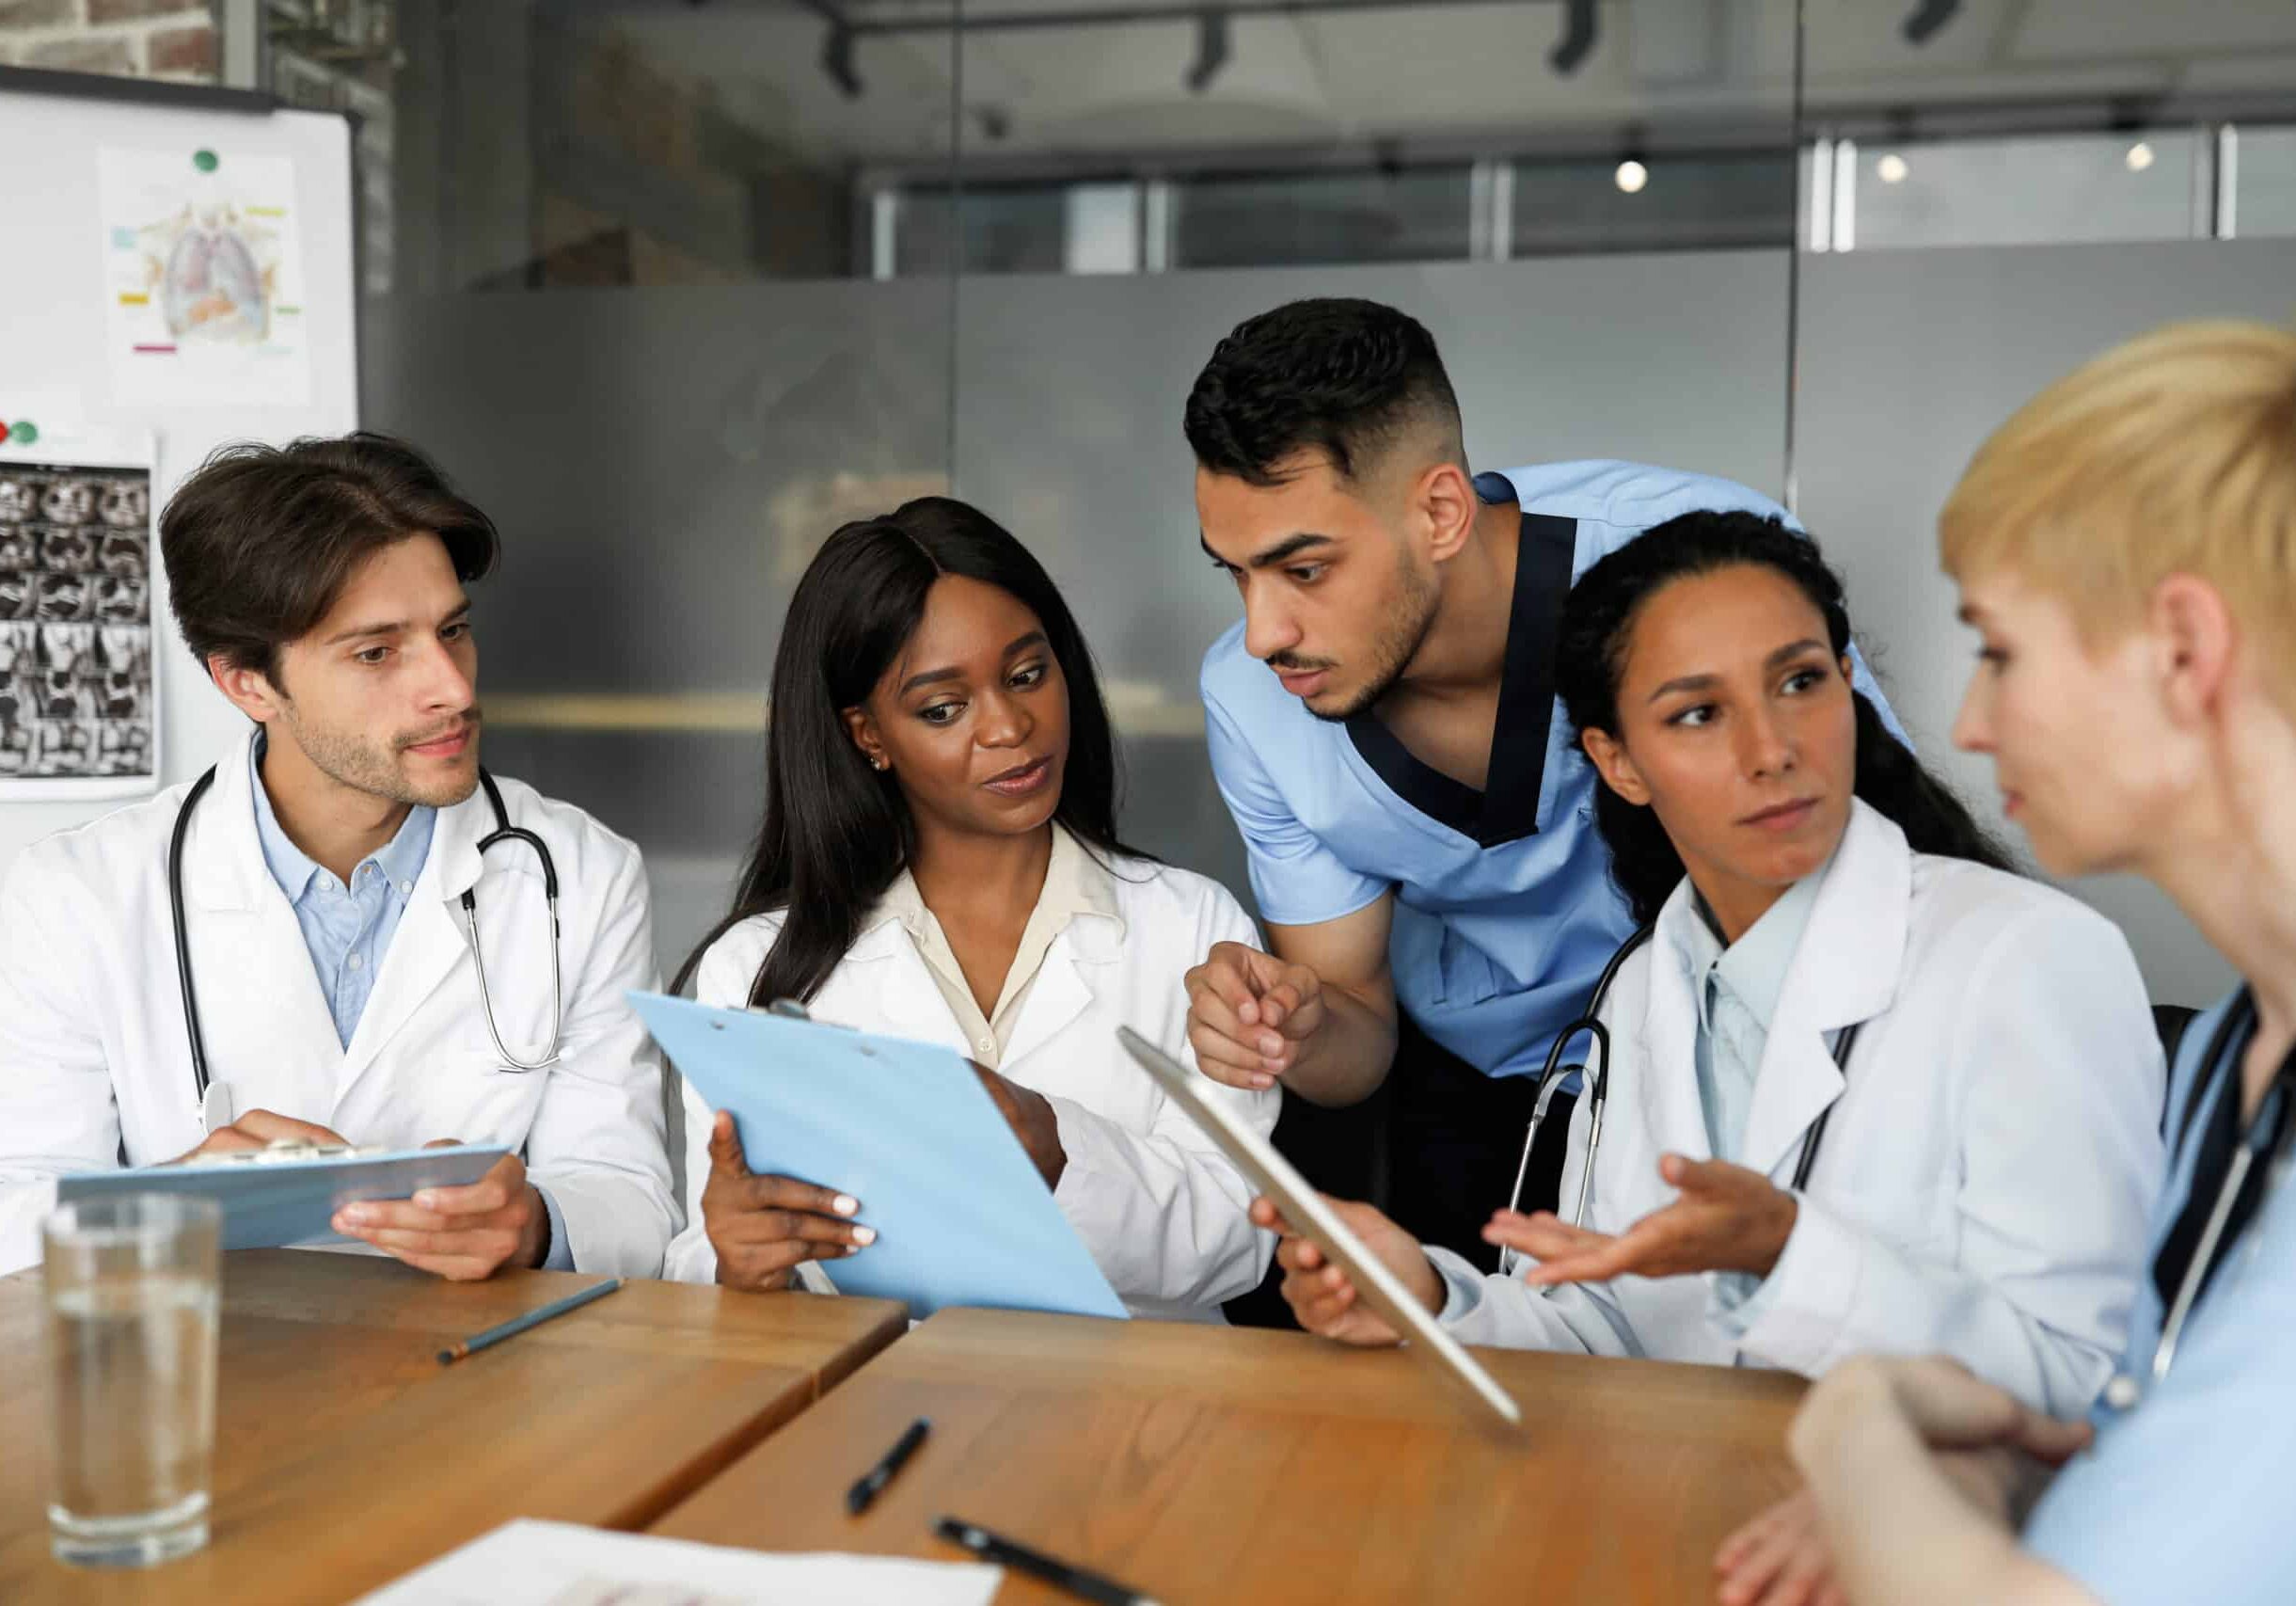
[41,1193,221,1568]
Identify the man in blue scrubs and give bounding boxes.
[1182,297,1898,1283]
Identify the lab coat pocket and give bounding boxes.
[447,1033,549,1141]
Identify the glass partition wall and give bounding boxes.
[288,0,2296,996]
[1789,0,2296,1011]
[320,0,1805,968]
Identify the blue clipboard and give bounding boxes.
[630,992,1127,1322]
[57,1147,509,1252]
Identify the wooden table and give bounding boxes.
[652,1307,1808,1605]
[0,1250,906,1605]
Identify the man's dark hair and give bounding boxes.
[1182,297,1465,488]
[160,431,499,680]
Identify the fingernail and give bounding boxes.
[831,1195,859,1216]
[1259,1034,1282,1056]
[1252,1074,1275,1089]
[340,1205,371,1225]
[850,1225,877,1247]
[414,1191,437,1210]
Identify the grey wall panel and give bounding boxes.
[1795,239,2296,1009]
[950,251,1796,908]
[364,280,956,970]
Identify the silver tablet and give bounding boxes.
[1117,1026,1524,1428]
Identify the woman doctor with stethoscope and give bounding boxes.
[1264,511,2165,1417]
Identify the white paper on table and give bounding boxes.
[353,1519,1004,1606]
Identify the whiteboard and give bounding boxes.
[0,77,357,872]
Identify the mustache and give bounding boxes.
[396,709,482,751]
[1268,653,1338,673]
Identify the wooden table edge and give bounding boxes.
[612,1299,912,1531]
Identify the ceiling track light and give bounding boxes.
[1551,0,1596,75]
[1185,8,1230,94]
[1902,0,1959,46]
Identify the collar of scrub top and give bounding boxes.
[2152,988,2296,1317]
[1342,473,1577,849]
[247,728,436,909]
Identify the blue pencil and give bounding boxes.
[436,1277,623,1364]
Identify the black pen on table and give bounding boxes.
[846,1417,931,1515]
[435,1278,623,1364]
[935,1517,1163,1606]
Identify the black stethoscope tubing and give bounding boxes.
[1499,923,1861,1274]
[167,763,562,1102]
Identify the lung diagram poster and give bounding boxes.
[99,147,312,407]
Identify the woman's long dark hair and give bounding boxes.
[674,497,1141,1006]
[1554,510,2016,927]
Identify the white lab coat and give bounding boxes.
[0,729,677,1278]
[1428,801,2165,1415]
[663,851,1278,1321]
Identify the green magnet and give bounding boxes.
[8,421,36,445]
[193,149,218,173]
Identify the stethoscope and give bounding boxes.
[2103,992,2295,1412]
[167,762,565,1105]
[1497,924,1862,1276]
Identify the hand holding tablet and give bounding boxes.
[1116,1026,1522,1428]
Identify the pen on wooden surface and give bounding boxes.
[934,1516,1161,1606]
[435,1278,623,1364]
[846,1417,930,1515]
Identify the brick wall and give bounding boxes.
[0,0,218,83]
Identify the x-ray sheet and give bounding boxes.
[0,428,157,800]
[99,146,312,406]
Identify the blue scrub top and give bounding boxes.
[2023,990,2296,1604]
[1199,458,1903,1081]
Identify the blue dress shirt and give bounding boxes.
[1671,866,1828,1327]
[248,734,435,1050]
[1200,458,1906,1081]
[248,733,571,1270]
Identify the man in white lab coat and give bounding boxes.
[0,432,674,1279]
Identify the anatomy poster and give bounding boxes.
[99,147,312,406]
[0,430,158,801]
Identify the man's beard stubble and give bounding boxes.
[276,701,484,809]
[1280,559,1441,725]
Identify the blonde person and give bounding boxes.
[1717,321,2296,1606]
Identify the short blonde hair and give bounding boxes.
[1940,319,2296,699]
